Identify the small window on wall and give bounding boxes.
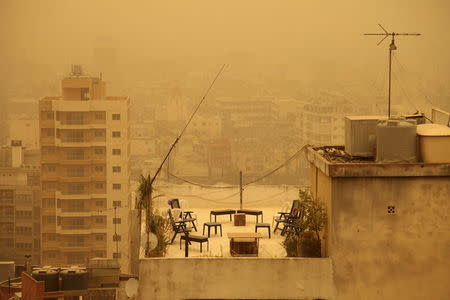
[95,112,105,120]
[113,201,121,207]
[113,234,121,241]
[112,184,121,190]
[112,131,121,138]
[95,234,104,241]
[95,200,104,207]
[95,165,104,172]
[95,183,104,189]
[112,114,121,120]
[112,166,121,173]
[95,217,104,223]
[113,218,121,224]
[113,252,121,259]
[94,148,104,155]
[112,149,121,155]
[94,130,104,137]
[46,112,54,119]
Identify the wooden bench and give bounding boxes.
[210,209,236,222]
[180,234,209,253]
[236,209,264,223]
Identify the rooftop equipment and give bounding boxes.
[60,268,88,291]
[345,116,382,157]
[31,268,59,292]
[376,119,417,163]
[416,124,450,163]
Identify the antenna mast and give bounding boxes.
[364,24,420,118]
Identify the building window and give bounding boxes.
[94,148,104,155]
[46,165,56,172]
[113,201,121,207]
[95,165,104,172]
[112,114,121,120]
[113,234,121,241]
[95,112,105,120]
[95,234,104,241]
[112,149,121,155]
[95,217,104,223]
[47,252,56,259]
[45,216,56,224]
[68,183,85,194]
[67,148,84,160]
[46,112,54,119]
[113,252,121,259]
[112,131,121,138]
[113,218,121,224]
[112,166,121,173]
[112,184,121,190]
[94,130,104,137]
[68,166,84,177]
[95,200,104,207]
[95,183,104,189]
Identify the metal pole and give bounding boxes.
[388,46,392,118]
[239,171,243,209]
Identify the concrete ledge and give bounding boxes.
[138,257,334,300]
[306,147,450,177]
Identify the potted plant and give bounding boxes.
[137,174,171,257]
[282,189,326,257]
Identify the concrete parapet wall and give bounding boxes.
[138,257,334,300]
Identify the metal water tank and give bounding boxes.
[376,119,417,162]
[60,268,88,290]
[31,269,59,292]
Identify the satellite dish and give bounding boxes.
[125,278,139,298]
[140,232,158,251]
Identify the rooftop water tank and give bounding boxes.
[61,268,88,291]
[31,269,59,292]
[417,124,450,163]
[376,119,417,163]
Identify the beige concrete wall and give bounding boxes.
[330,176,450,300]
[139,257,335,300]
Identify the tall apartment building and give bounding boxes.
[39,66,131,270]
[0,140,41,265]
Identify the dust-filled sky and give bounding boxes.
[1,0,450,107]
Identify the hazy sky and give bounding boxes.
[1,0,449,105]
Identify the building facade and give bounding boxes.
[306,146,450,300]
[39,66,131,271]
[0,140,41,265]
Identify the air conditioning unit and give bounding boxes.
[345,116,385,157]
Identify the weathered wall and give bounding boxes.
[330,176,450,300]
[138,257,335,300]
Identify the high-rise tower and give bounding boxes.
[39,66,131,271]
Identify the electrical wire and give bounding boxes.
[168,172,237,189]
[243,144,310,186]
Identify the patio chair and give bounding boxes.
[168,209,192,244]
[273,200,300,233]
[170,198,197,226]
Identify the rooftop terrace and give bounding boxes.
[164,207,287,258]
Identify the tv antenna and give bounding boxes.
[364,24,420,118]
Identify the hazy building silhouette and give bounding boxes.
[0,140,41,265]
